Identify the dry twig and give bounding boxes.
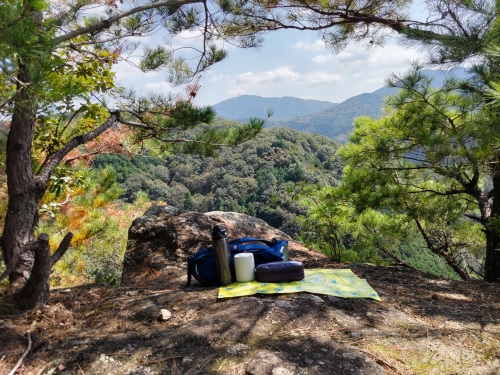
[357,348,401,374]
[7,331,31,375]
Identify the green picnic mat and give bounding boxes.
[218,268,381,301]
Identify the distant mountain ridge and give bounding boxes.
[212,69,468,143]
[268,89,396,143]
[212,95,335,122]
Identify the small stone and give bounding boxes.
[327,296,340,303]
[260,352,282,365]
[245,350,283,374]
[58,364,66,371]
[275,300,293,309]
[158,309,172,321]
[182,355,193,364]
[301,294,324,303]
[226,343,250,355]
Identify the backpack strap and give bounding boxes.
[229,237,276,249]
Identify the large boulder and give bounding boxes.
[121,205,325,285]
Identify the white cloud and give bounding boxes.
[205,72,230,83]
[303,72,343,85]
[293,40,326,51]
[143,81,177,93]
[312,54,333,64]
[236,67,300,84]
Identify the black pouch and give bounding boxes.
[255,261,305,283]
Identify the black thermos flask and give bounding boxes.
[212,225,233,286]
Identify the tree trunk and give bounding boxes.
[484,172,500,282]
[14,234,51,310]
[1,61,44,290]
[13,232,73,310]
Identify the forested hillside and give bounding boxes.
[93,126,343,237]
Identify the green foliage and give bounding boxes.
[36,164,150,287]
[93,125,342,237]
[398,238,459,280]
[298,184,465,278]
[93,154,164,183]
[326,67,493,279]
[298,185,350,262]
[2,0,499,292]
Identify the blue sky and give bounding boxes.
[114,28,422,107]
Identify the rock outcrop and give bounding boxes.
[122,205,324,285]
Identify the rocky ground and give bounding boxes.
[1,258,499,375]
[1,207,499,374]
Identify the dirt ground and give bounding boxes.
[1,259,499,375]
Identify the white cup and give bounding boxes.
[234,253,255,282]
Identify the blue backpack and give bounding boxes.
[187,237,287,286]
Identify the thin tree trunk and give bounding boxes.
[484,231,500,282]
[484,172,500,282]
[414,218,471,281]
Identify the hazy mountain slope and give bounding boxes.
[212,95,336,122]
[268,89,398,143]
[212,69,470,143]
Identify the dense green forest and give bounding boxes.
[91,124,460,280]
[93,126,343,237]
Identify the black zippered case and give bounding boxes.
[255,261,305,283]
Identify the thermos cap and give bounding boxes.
[212,225,227,240]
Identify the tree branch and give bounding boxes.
[413,217,470,280]
[463,213,483,223]
[50,233,73,268]
[117,118,154,130]
[52,0,202,46]
[35,112,120,186]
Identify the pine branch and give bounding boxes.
[52,0,202,46]
[35,112,120,186]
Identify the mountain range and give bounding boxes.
[212,69,468,143]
